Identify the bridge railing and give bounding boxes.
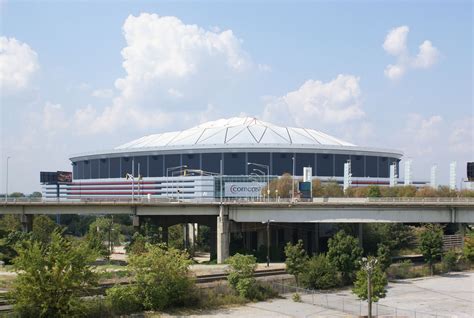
[2,196,474,204]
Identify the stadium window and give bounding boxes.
[83,160,91,179]
[90,159,99,179]
[149,155,164,177]
[110,158,120,178]
[202,153,222,174]
[316,154,334,176]
[99,158,109,178]
[334,154,350,177]
[224,152,245,175]
[365,156,378,178]
[271,152,293,175]
[351,155,364,177]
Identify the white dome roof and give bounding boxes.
[115,117,355,150]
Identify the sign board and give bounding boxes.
[57,171,72,183]
[224,182,266,197]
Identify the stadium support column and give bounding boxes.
[162,225,169,244]
[217,205,230,264]
[21,214,33,232]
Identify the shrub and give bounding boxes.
[442,250,457,273]
[419,224,444,276]
[376,243,392,271]
[105,284,142,314]
[299,254,339,290]
[126,243,195,310]
[10,229,98,317]
[284,240,308,285]
[463,232,474,262]
[226,253,257,289]
[327,230,363,284]
[292,292,301,302]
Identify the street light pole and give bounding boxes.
[292,156,295,202]
[361,257,377,318]
[266,220,270,267]
[5,156,10,202]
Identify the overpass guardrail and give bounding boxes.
[2,197,474,204]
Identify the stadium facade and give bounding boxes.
[43,117,403,200]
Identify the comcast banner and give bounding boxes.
[224,182,266,197]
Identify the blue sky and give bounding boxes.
[1,1,472,193]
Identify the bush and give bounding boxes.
[327,230,363,284]
[463,232,474,262]
[10,229,98,317]
[284,240,308,285]
[442,250,458,272]
[299,254,339,290]
[226,253,257,289]
[105,284,142,314]
[125,243,195,310]
[419,224,444,276]
[292,293,301,302]
[236,277,260,300]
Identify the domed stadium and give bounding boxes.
[45,117,403,199]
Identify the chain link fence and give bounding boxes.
[269,282,450,318]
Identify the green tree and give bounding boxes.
[442,250,457,272]
[463,231,474,262]
[299,254,339,289]
[419,224,444,275]
[0,215,21,233]
[352,256,388,317]
[86,217,122,258]
[376,243,392,271]
[11,229,98,317]
[367,185,381,198]
[284,239,308,285]
[226,253,264,300]
[29,191,42,198]
[327,230,363,284]
[32,215,58,245]
[9,192,25,198]
[125,243,194,310]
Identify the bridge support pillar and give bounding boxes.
[217,205,230,264]
[132,215,140,231]
[161,226,169,244]
[21,214,33,232]
[314,223,320,254]
[357,223,363,248]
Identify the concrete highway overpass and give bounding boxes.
[2,197,473,263]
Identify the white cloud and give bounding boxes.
[401,113,443,156]
[384,64,405,80]
[412,40,440,69]
[79,13,253,134]
[0,36,39,93]
[382,25,409,56]
[42,102,69,132]
[262,74,364,128]
[92,88,114,98]
[382,26,439,80]
[449,116,474,154]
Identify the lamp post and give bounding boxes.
[262,219,275,267]
[249,163,269,201]
[292,156,295,202]
[166,165,187,199]
[5,156,10,202]
[252,168,268,201]
[360,257,378,318]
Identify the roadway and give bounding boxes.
[1,197,473,223]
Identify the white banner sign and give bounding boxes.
[224,182,266,197]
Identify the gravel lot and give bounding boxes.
[169,271,473,318]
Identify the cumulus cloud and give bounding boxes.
[383,25,409,56]
[262,74,364,128]
[91,88,114,98]
[382,26,440,80]
[402,113,444,155]
[0,36,39,93]
[449,116,474,154]
[78,13,253,134]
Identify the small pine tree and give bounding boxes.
[367,185,381,198]
[376,243,392,271]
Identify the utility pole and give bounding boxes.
[5,156,10,202]
[266,220,270,267]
